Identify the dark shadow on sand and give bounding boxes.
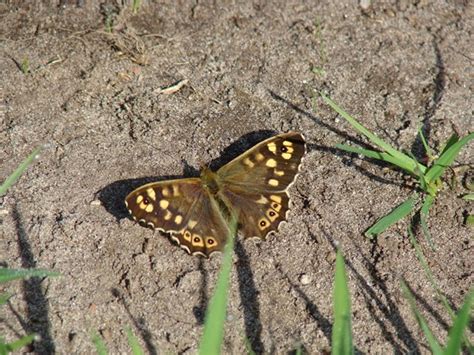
[12,202,56,354]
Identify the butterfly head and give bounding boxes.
[200,166,220,195]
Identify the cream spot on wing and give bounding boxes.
[286,146,294,153]
[258,217,270,230]
[174,215,183,224]
[256,195,269,204]
[147,221,155,228]
[146,188,156,201]
[183,230,192,242]
[205,236,217,248]
[136,195,143,204]
[267,142,277,153]
[159,200,169,209]
[192,234,204,247]
[162,187,170,197]
[172,185,180,196]
[255,153,265,161]
[271,202,282,212]
[274,169,285,176]
[243,157,255,168]
[164,210,173,220]
[188,220,198,229]
[283,140,293,146]
[270,195,282,203]
[268,178,279,187]
[266,209,279,221]
[281,152,292,160]
[266,158,277,168]
[145,204,154,213]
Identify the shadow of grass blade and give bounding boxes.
[91,332,108,355]
[401,281,442,355]
[0,146,43,197]
[0,268,60,283]
[407,227,454,319]
[444,289,473,355]
[332,249,354,355]
[198,213,238,355]
[364,194,417,238]
[126,328,144,355]
[420,196,435,250]
[425,132,474,184]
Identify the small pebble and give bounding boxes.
[299,273,312,285]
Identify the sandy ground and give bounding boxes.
[0,1,472,353]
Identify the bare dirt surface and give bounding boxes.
[1,1,472,354]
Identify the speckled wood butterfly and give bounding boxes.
[125,132,306,256]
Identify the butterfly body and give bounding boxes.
[125,132,306,257]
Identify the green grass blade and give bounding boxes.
[0,268,59,283]
[401,281,442,355]
[365,194,417,238]
[131,0,141,13]
[417,127,433,160]
[465,214,474,226]
[407,151,430,193]
[91,333,108,355]
[3,334,36,353]
[438,133,460,157]
[0,292,12,306]
[321,94,424,174]
[243,336,256,355]
[407,227,455,319]
[331,248,354,355]
[0,146,44,197]
[462,193,474,201]
[443,289,473,355]
[198,214,238,355]
[425,132,474,184]
[126,328,144,355]
[335,144,420,175]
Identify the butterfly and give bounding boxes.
[125,132,306,257]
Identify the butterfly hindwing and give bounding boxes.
[125,179,229,256]
[169,196,230,256]
[218,189,290,239]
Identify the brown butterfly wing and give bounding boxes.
[217,132,305,192]
[217,132,305,239]
[125,179,229,256]
[218,188,290,239]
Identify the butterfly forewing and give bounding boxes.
[217,132,305,193]
[217,132,305,239]
[125,179,229,256]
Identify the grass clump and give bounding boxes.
[321,93,473,242]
